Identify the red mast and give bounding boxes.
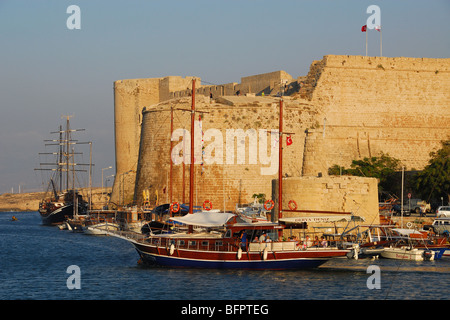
[189,78,196,216]
[278,99,283,221]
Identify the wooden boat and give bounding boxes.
[117,211,349,269]
[35,116,92,226]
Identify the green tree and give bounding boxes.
[328,153,402,191]
[252,193,266,204]
[412,140,450,203]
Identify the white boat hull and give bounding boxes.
[84,223,120,235]
[380,247,434,261]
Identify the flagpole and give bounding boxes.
[366,28,368,56]
[380,28,382,57]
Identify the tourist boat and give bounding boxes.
[117,211,349,269]
[35,116,92,226]
[39,189,88,226]
[113,79,351,269]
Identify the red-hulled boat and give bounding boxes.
[118,211,349,269]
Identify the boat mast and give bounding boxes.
[187,78,196,234]
[278,99,284,239]
[66,116,71,191]
[59,125,63,193]
[189,78,196,216]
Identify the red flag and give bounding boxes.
[286,135,293,146]
[361,25,367,32]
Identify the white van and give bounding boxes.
[436,206,450,218]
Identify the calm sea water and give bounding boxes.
[1,211,449,303]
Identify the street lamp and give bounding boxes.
[102,166,113,209]
[104,174,115,209]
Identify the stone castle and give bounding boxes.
[110,54,450,225]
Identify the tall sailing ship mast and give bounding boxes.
[35,116,93,225]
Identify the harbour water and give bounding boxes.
[1,211,449,302]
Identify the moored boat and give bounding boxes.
[84,221,120,235]
[39,190,88,226]
[35,116,92,226]
[380,246,434,261]
[116,211,350,269]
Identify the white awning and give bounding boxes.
[391,228,424,236]
[280,215,364,224]
[169,212,236,227]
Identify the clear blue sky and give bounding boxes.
[0,0,449,193]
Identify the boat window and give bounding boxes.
[224,230,232,238]
[215,241,223,246]
[201,241,209,246]
[189,241,196,246]
[178,240,185,246]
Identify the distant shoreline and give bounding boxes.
[0,187,111,212]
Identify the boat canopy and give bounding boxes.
[279,214,365,224]
[391,228,426,236]
[169,212,236,227]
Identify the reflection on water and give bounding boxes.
[1,212,449,300]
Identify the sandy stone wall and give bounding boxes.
[300,55,450,175]
[135,96,317,210]
[111,78,161,205]
[274,176,379,237]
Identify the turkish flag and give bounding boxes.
[361,25,367,32]
[286,136,293,146]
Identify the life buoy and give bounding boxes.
[170,202,180,213]
[203,200,212,211]
[406,222,413,229]
[237,248,242,260]
[262,247,268,260]
[288,200,297,210]
[264,200,274,211]
[169,244,175,256]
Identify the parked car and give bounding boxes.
[436,206,450,218]
[427,217,450,235]
[392,204,411,216]
[407,199,431,216]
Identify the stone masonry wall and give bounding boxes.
[276,176,379,237]
[301,55,450,176]
[135,96,318,210]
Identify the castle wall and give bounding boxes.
[301,55,450,175]
[111,78,161,205]
[134,96,317,209]
[274,176,379,236]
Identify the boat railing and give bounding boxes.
[106,229,147,242]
